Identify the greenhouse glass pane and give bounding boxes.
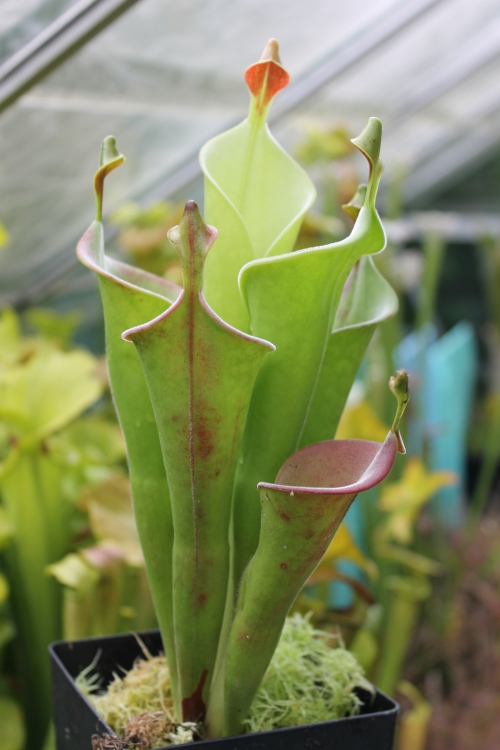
[273,0,500,205]
[1,0,500,323]
[0,0,80,65]
[0,0,402,311]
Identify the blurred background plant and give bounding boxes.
[0,222,9,252]
[109,201,184,284]
[285,119,500,750]
[0,308,155,750]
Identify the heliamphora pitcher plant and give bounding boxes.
[77,39,407,738]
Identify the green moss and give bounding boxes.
[245,613,373,733]
[78,646,198,748]
[79,615,372,747]
[91,655,174,739]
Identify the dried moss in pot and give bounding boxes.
[79,614,372,749]
[78,643,198,748]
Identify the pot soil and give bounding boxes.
[50,630,398,750]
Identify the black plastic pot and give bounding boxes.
[50,630,399,750]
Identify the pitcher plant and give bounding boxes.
[76,39,408,738]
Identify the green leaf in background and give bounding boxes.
[0,619,15,651]
[376,543,442,577]
[295,123,353,165]
[0,506,13,549]
[0,451,69,741]
[378,457,456,545]
[110,200,184,280]
[0,514,14,661]
[201,40,316,332]
[0,348,102,444]
[335,397,390,443]
[309,522,377,582]
[231,117,388,589]
[48,553,99,590]
[48,539,153,641]
[77,136,183,712]
[82,541,156,635]
[0,308,19,356]
[0,221,9,249]
[80,472,142,564]
[77,472,157,633]
[0,572,9,604]
[24,308,80,348]
[0,313,105,748]
[0,309,36,368]
[0,698,25,750]
[47,553,99,640]
[125,201,273,720]
[55,416,125,467]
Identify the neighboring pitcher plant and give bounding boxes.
[77,40,407,738]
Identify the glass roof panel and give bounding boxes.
[0,0,79,64]
[273,0,500,203]
[0,0,402,310]
[0,0,499,327]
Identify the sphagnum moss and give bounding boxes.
[79,641,198,748]
[80,614,371,748]
[245,613,373,733]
